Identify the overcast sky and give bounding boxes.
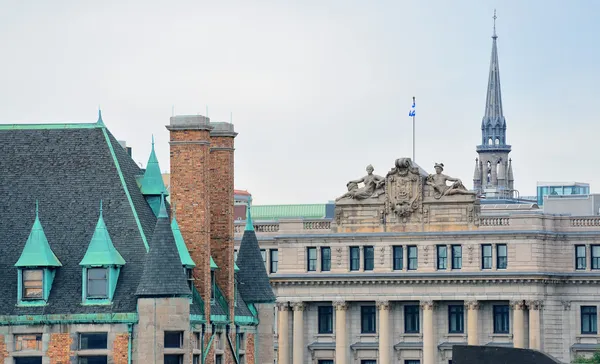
[1,0,598,204]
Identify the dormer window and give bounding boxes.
[22,269,43,300]
[87,268,109,299]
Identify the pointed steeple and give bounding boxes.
[245,197,254,231]
[15,201,62,267]
[141,135,167,196]
[508,158,514,181]
[80,201,126,266]
[473,158,481,181]
[170,205,196,268]
[97,109,104,126]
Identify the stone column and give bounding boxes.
[377,300,391,364]
[277,303,290,364]
[465,301,480,345]
[527,300,543,350]
[292,302,305,364]
[511,300,526,349]
[421,301,435,364]
[334,301,348,364]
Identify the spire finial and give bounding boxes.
[151,134,155,148]
[245,197,254,231]
[100,200,103,216]
[97,108,104,125]
[492,9,497,38]
[35,200,39,217]
[158,192,168,218]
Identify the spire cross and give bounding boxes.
[492,9,497,38]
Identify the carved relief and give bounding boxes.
[384,158,423,221]
[276,302,289,311]
[426,163,477,199]
[464,300,480,310]
[336,247,342,267]
[376,300,391,310]
[333,301,348,311]
[423,245,429,265]
[379,246,385,265]
[527,300,544,311]
[291,302,306,311]
[420,300,435,310]
[561,300,571,311]
[336,165,385,202]
[510,300,526,310]
[467,245,474,264]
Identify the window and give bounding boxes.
[307,247,317,271]
[260,249,267,269]
[448,305,464,333]
[350,247,360,271]
[210,271,215,300]
[405,361,421,364]
[582,306,598,334]
[164,331,183,349]
[404,305,420,333]
[592,246,600,270]
[164,355,183,364]
[22,269,43,300]
[496,244,507,269]
[364,246,374,271]
[493,305,509,333]
[318,361,334,364]
[361,305,376,333]
[234,249,238,262]
[78,357,107,364]
[238,354,245,364]
[576,245,586,270]
[237,332,246,351]
[87,268,108,298]
[269,249,278,273]
[451,245,462,269]
[214,356,222,364]
[361,361,377,364]
[321,247,331,272]
[79,333,107,350]
[393,246,403,270]
[15,359,42,364]
[408,246,418,270]
[15,334,42,351]
[482,244,492,269]
[318,306,333,334]
[437,246,447,270]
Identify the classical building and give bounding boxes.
[0,113,275,364]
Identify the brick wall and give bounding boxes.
[204,332,215,364]
[47,333,73,364]
[0,335,8,363]
[112,333,129,364]
[246,333,255,364]
[169,124,213,321]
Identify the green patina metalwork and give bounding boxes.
[211,285,229,323]
[210,256,218,270]
[15,201,62,268]
[140,135,168,196]
[80,266,120,305]
[234,262,240,273]
[101,127,149,251]
[251,203,328,221]
[245,197,254,232]
[171,216,196,268]
[80,200,126,266]
[0,313,138,326]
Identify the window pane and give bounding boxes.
[269,249,278,273]
[497,245,507,269]
[350,247,360,271]
[361,306,376,333]
[404,305,420,333]
[452,246,462,269]
[393,246,403,270]
[87,268,108,298]
[79,357,107,364]
[448,305,464,333]
[493,305,509,333]
[318,306,333,334]
[23,269,44,299]
[582,306,597,334]
[321,247,331,271]
[437,246,447,270]
[482,244,492,269]
[164,355,182,364]
[15,358,42,364]
[80,333,108,350]
[307,248,317,271]
[364,246,374,271]
[408,246,418,270]
[164,332,183,348]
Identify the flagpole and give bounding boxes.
[412,96,416,162]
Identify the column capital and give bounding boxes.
[464,300,480,310]
[333,301,349,311]
[376,300,391,310]
[420,300,436,310]
[291,302,306,312]
[526,300,544,311]
[561,300,572,311]
[276,302,289,311]
[510,300,526,310]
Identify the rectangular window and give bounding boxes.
[14,334,42,351]
[448,305,464,333]
[364,246,374,271]
[581,306,598,334]
[497,244,507,269]
[87,268,108,298]
[78,357,107,364]
[321,247,331,272]
[493,305,510,333]
[79,333,107,350]
[210,271,215,300]
[164,331,183,349]
[269,249,278,273]
[361,361,377,364]
[592,246,600,270]
[164,355,183,364]
[405,361,421,364]
[318,306,333,334]
[15,359,42,364]
[408,246,418,270]
[237,332,246,351]
[238,354,245,364]
[260,249,267,269]
[361,305,377,334]
[576,245,587,270]
[350,246,360,271]
[234,249,238,262]
[452,245,462,269]
[318,361,334,364]
[404,305,420,333]
[437,245,447,270]
[22,269,43,300]
[307,247,317,271]
[393,246,403,270]
[481,244,492,269]
[214,355,222,364]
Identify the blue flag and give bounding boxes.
[409,98,416,117]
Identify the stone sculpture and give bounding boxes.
[335,165,385,201]
[385,158,423,218]
[426,163,477,199]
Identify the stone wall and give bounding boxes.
[256,303,275,364]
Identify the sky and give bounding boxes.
[1,0,599,204]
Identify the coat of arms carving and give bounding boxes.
[384,158,423,220]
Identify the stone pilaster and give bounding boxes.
[292,302,305,364]
[377,300,391,364]
[527,300,543,350]
[334,301,348,364]
[511,300,526,349]
[465,300,480,345]
[277,302,290,364]
[421,301,435,364]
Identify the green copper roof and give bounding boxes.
[80,201,126,266]
[140,135,167,196]
[210,256,218,270]
[171,213,196,268]
[234,262,240,272]
[15,202,62,267]
[251,204,327,220]
[245,197,254,232]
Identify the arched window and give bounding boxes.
[495,138,500,145]
[488,138,493,145]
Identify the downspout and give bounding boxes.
[202,324,216,364]
[127,323,133,364]
[225,324,240,364]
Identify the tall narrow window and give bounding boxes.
[451,245,462,270]
[260,249,267,270]
[307,247,317,271]
[210,271,215,300]
[404,305,420,333]
[87,268,108,299]
[269,249,278,273]
[493,305,509,333]
[448,305,464,333]
[234,249,238,262]
[408,246,418,270]
[361,305,376,334]
[481,244,492,269]
[321,247,331,272]
[350,247,360,271]
[575,245,586,270]
[318,306,333,334]
[497,244,507,269]
[592,245,600,270]
[581,306,598,334]
[393,246,403,270]
[22,269,43,300]
[364,246,374,271]
[437,246,447,270]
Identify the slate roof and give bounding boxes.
[0,124,157,314]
